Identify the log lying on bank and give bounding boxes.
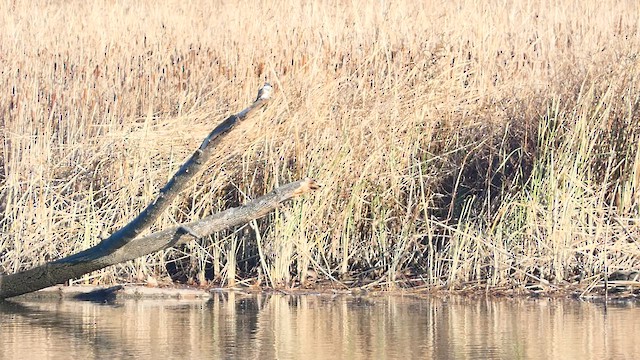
[0,84,319,300]
[16,284,212,301]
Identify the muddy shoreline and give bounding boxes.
[8,283,639,303]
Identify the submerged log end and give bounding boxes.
[293,178,321,197]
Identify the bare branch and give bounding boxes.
[69,83,273,262]
[0,178,319,300]
[0,83,321,300]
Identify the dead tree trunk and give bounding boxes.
[0,84,319,300]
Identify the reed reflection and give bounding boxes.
[0,294,638,359]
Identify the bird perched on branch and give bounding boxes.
[256,83,273,101]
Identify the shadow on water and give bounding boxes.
[1,293,639,359]
[0,299,135,358]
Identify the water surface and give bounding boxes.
[0,292,637,359]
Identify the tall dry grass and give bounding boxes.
[1,0,639,293]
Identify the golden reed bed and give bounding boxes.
[1,0,639,296]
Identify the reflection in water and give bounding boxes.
[0,293,638,359]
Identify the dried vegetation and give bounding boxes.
[1,0,640,296]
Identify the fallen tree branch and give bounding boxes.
[0,178,319,300]
[0,83,323,300]
[83,83,274,259]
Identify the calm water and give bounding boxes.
[0,292,638,359]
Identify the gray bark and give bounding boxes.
[0,179,318,299]
[0,83,319,300]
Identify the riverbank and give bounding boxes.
[11,278,639,303]
[1,0,639,295]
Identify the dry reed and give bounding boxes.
[1,0,639,295]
